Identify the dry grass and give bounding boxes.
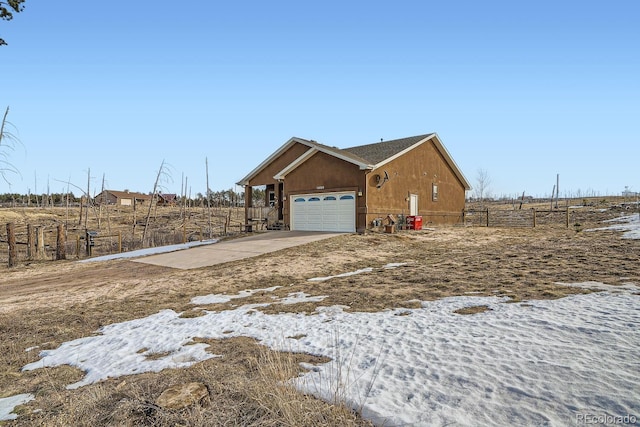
[454,305,492,315]
[0,202,638,425]
[7,337,369,427]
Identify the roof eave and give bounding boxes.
[431,133,472,190]
[238,138,374,186]
[372,133,471,190]
[236,137,316,186]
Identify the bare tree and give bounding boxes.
[205,157,212,238]
[141,160,172,247]
[0,106,22,185]
[474,168,492,203]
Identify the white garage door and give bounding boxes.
[291,192,356,232]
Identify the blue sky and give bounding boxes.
[1,1,638,199]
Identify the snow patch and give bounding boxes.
[586,214,640,239]
[307,263,406,282]
[22,286,640,425]
[79,239,219,263]
[191,286,281,305]
[0,394,34,421]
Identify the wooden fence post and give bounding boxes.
[86,230,91,256]
[533,209,536,228]
[7,223,17,267]
[486,209,490,227]
[566,207,570,228]
[118,231,122,253]
[36,226,45,260]
[76,235,80,258]
[56,224,66,260]
[27,224,35,260]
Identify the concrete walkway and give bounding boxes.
[133,231,344,270]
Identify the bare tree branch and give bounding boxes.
[141,160,173,246]
[474,168,492,203]
[0,106,23,185]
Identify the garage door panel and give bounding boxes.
[291,192,356,232]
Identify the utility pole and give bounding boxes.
[85,168,90,230]
[555,174,560,209]
[206,157,212,238]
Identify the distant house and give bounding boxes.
[95,190,151,206]
[157,193,177,206]
[237,133,471,232]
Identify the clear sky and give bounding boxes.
[1,1,639,199]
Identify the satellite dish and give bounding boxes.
[376,171,390,188]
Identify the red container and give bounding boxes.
[406,215,423,230]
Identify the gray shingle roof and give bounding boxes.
[342,133,434,164]
[311,140,372,165]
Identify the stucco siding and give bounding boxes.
[365,139,466,226]
[248,142,310,186]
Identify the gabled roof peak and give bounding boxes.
[343,133,435,165]
[237,133,470,190]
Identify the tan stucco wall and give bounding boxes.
[248,142,310,186]
[365,139,466,226]
[283,151,367,231]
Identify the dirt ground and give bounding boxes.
[0,203,638,425]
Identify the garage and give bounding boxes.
[290,192,356,232]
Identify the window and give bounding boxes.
[308,197,320,202]
[340,195,354,200]
[432,184,438,202]
[294,198,305,202]
[324,196,337,201]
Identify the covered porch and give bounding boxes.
[243,182,285,231]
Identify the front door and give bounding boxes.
[410,194,418,216]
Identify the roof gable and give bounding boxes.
[102,190,151,200]
[343,134,434,164]
[237,133,470,190]
[345,133,470,190]
[236,137,372,185]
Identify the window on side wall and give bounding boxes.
[432,183,438,201]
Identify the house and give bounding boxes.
[237,133,471,232]
[157,193,177,206]
[94,190,152,206]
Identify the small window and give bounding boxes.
[340,195,354,200]
[324,196,337,201]
[308,197,320,202]
[432,184,438,201]
[294,198,305,202]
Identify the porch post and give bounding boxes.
[275,181,283,220]
[244,185,252,224]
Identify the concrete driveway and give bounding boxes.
[132,231,344,270]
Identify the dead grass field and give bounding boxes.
[0,202,638,425]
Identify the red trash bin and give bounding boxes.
[413,215,423,230]
[406,215,423,230]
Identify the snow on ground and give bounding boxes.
[0,394,34,421]
[22,283,640,426]
[307,262,407,282]
[586,214,640,239]
[78,239,218,263]
[191,286,281,305]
